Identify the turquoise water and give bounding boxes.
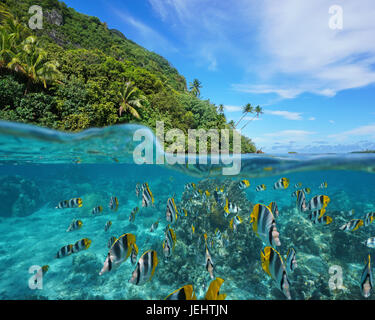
[0,120,375,300]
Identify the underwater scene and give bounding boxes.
[0,121,375,300]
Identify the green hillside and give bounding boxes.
[0,0,257,153]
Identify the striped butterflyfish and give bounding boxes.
[339,219,364,231]
[56,244,73,258]
[256,184,266,192]
[319,182,328,189]
[129,207,139,222]
[129,250,158,286]
[296,190,307,212]
[292,188,311,197]
[204,233,215,279]
[261,246,291,300]
[99,233,136,275]
[163,225,176,259]
[250,204,281,247]
[306,195,330,211]
[229,215,242,232]
[364,212,375,227]
[142,183,154,207]
[165,285,197,300]
[228,202,239,214]
[268,202,279,218]
[360,255,373,298]
[56,198,82,209]
[285,248,297,274]
[185,182,196,191]
[66,219,82,232]
[130,243,138,265]
[107,236,117,249]
[92,205,103,215]
[294,182,302,188]
[72,238,91,253]
[273,178,289,190]
[166,197,178,223]
[104,221,112,232]
[108,196,118,211]
[135,183,142,198]
[238,179,250,190]
[204,278,227,300]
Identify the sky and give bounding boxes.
[63,0,375,153]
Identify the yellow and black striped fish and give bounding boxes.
[308,210,332,225]
[273,178,289,190]
[238,179,250,190]
[130,243,138,265]
[66,219,82,232]
[165,285,197,300]
[339,219,364,231]
[319,182,328,189]
[142,183,154,207]
[56,198,82,209]
[185,183,196,191]
[256,184,266,192]
[229,215,242,233]
[166,197,178,223]
[250,204,281,247]
[306,195,330,211]
[296,190,307,212]
[104,221,112,232]
[129,207,139,222]
[129,250,158,286]
[92,205,103,215]
[108,196,118,211]
[204,233,215,279]
[268,202,279,218]
[163,225,176,259]
[364,212,375,227]
[291,188,311,197]
[261,246,291,300]
[56,244,73,258]
[204,278,227,300]
[99,233,136,275]
[72,238,91,253]
[107,236,117,249]
[360,255,373,298]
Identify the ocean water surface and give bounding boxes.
[0,121,375,300]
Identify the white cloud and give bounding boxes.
[111,9,177,53]
[264,130,316,138]
[328,123,375,141]
[264,110,303,120]
[329,120,335,124]
[235,0,375,98]
[309,117,316,121]
[224,105,242,112]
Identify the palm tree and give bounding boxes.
[234,103,253,128]
[240,105,264,130]
[118,81,146,119]
[189,78,202,97]
[8,36,62,93]
[0,3,12,24]
[0,27,16,68]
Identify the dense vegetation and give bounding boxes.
[0,0,257,153]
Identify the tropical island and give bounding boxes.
[0,0,261,153]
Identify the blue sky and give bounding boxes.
[63,0,375,153]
